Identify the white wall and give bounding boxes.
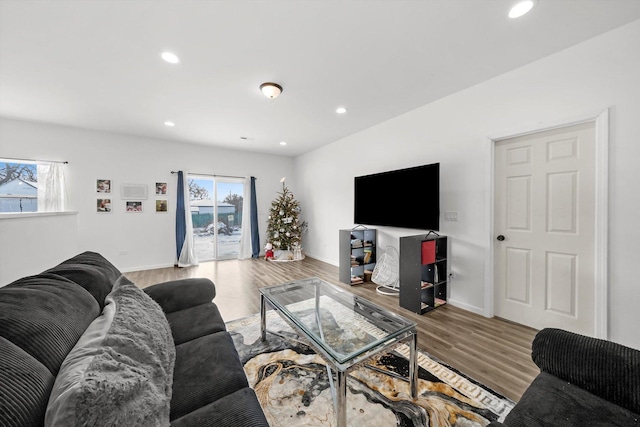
[0,212,79,284]
[0,118,294,281]
[295,20,640,349]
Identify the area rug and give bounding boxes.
[227,310,514,427]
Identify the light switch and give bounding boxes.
[444,211,459,221]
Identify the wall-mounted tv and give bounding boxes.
[354,163,439,231]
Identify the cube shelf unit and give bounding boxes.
[339,227,376,285]
[399,233,448,314]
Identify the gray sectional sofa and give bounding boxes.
[489,328,640,427]
[0,251,268,427]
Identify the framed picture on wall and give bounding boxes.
[156,182,167,195]
[156,199,168,212]
[97,198,111,213]
[97,179,111,193]
[126,201,143,212]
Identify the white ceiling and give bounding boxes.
[2,1,640,158]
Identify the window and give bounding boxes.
[0,161,38,212]
[188,175,244,260]
[0,159,68,213]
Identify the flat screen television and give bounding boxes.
[354,163,439,231]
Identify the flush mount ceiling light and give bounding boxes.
[280,141,287,146]
[336,106,348,114]
[509,0,536,18]
[161,51,180,64]
[260,82,283,99]
[164,121,175,127]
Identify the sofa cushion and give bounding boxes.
[170,387,269,427]
[144,278,216,314]
[503,372,640,427]
[170,331,249,421]
[45,251,122,309]
[45,275,175,427]
[0,337,56,427]
[0,273,100,375]
[166,302,226,345]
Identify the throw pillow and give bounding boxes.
[45,275,175,426]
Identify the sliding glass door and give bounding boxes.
[189,175,244,261]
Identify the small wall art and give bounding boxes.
[97,198,111,213]
[156,199,168,212]
[97,179,111,193]
[156,182,167,195]
[126,201,143,212]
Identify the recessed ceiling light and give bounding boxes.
[336,106,348,114]
[161,52,180,64]
[509,0,535,18]
[164,121,175,127]
[280,141,287,146]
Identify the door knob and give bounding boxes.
[497,235,505,241]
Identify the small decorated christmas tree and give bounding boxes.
[266,178,308,251]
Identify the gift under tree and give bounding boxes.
[265,178,308,256]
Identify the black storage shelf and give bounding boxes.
[339,228,376,286]
[399,233,448,314]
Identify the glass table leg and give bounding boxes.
[335,369,347,427]
[260,294,267,341]
[409,332,418,398]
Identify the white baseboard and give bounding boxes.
[119,263,175,273]
[447,298,486,317]
[303,253,338,267]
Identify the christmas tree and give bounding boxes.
[266,179,308,251]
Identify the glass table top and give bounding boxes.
[260,277,416,365]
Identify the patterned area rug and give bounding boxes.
[227,310,514,427]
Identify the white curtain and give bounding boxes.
[177,173,198,267]
[37,162,68,212]
[238,176,253,259]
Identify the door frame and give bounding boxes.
[484,108,609,339]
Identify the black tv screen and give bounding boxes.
[354,163,439,230]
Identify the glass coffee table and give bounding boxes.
[260,277,418,427]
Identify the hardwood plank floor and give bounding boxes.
[125,256,539,402]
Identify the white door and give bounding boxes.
[494,121,596,335]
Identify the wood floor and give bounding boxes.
[125,256,539,402]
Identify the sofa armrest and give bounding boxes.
[532,328,640,414]
[143,278,216,314]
